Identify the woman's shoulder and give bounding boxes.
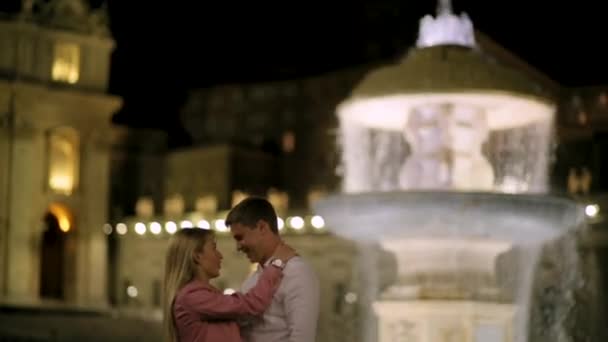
[175,280,216,303]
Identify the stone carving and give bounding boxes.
[19,0,110,36]
[416,0,476,48]
[399,103,494,191]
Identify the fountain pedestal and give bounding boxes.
[374,300,515,342]
[315,192,581,342]
[372,238,516,342]
[380,238,513,301]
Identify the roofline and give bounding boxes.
[474,30,562,94]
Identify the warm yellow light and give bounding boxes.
[58,216,70,232]
[49,175,73,195]
[48,128,79,195]
[52,42,80,84]
[48,203,72,233]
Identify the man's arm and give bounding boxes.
[283,260,320,342]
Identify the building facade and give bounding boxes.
[0,0,121,305]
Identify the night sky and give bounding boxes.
[3,1,608,144]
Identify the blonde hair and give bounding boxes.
[163,228,214,342]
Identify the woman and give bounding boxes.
[163,228,294,342]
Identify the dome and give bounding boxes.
[338,0,556,131]
[351,45,552,100]
[338,43,556,131]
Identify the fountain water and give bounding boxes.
[315,2,586,342]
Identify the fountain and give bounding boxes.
[315,2,587,342]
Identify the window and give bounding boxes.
[48,127,79,195]
[52,42,80,84]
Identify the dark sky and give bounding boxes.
[3,1,608,143]
[105,0,608,140]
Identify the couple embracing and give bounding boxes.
[163,197,320,342]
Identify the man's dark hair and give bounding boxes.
[225,196,279,234]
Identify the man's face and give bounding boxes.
[230,222,265,263]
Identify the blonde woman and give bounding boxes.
[163,228,294,342]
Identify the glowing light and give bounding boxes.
[58,216,70,232]
[585,204,600,218]
[180,220,193,228]
[197,220,210,229]
[288,216,305,230]
[223,288,236,295]
[48,128,79,195]
[214,219,228,232]
[116,223,127,235]
[48,203,72,232]
[345,292,358,304]
[134,222,146,235]
[102,224,112,235]
[310,215,325,229]
[49,176,74,195]
[150,222,162,235]
[126,286,138,298]
[52,42,80,84]
[165,221,178,234]
[277,217,285,231]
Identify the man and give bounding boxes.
[226,196,320,342]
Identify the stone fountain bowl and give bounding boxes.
[314,191,583,244]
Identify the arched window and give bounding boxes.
[48,127,79,195]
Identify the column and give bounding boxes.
[75,130,111,306]
[5,122,42,301]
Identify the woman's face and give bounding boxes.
[195,237,223,280]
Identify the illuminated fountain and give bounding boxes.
[315,1,586,341]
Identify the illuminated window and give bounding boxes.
[52,42,80,84]
[48,127,79,195]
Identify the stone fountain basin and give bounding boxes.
[315,191,582,244]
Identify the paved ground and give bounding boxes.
[0,305,162,342]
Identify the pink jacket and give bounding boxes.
[173,266,282,342]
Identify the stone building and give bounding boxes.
[180,66,373,209]
[0,0,120,305]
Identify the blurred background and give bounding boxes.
[0,0,607,341]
